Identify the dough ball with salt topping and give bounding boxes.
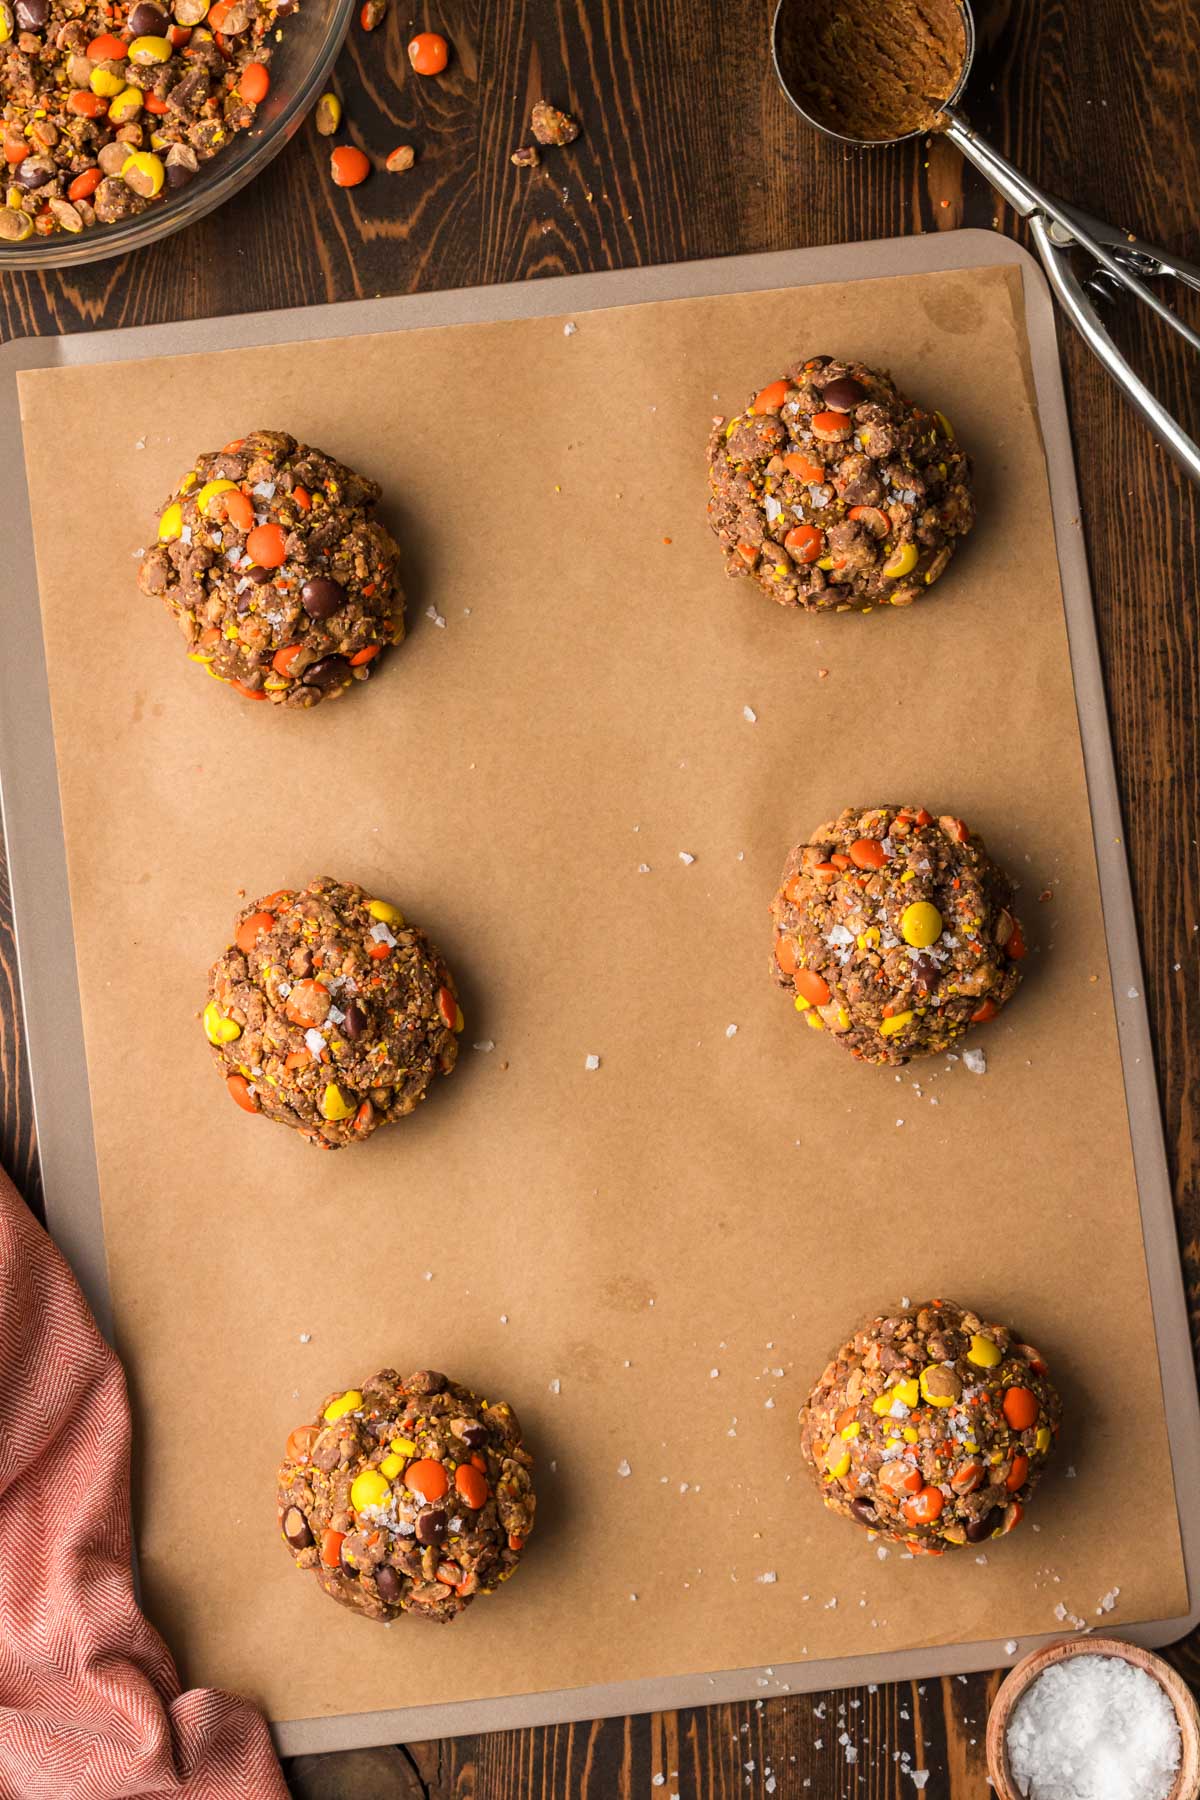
[278,1367,536,1622]
[770,804,1025,1064]
[799,1299,1062,1553]
[138,430,402,707]
[706,357,973,613]
[204,876,462,1147]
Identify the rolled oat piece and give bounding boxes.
[205,876,461,1147]
[771,805,1024,1064]
[278,1368,536,1622]
[706,357,973,613]
[799,1300,1062,1553]
[138,430,402,708]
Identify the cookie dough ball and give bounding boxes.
[138,430,402,707]
[205,876,462,1147]
[706,357,973,612]
[771,805,1025,1064]
[799,1300,1062,1553]
[278,1367,536,1623]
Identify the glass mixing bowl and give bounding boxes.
[0,0,353,271]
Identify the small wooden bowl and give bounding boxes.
[986,1636,1200,1800]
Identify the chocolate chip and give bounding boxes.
[415,1507,446,1546]
[850,1498,877,1526]
[302,654,350,691]
[128,0,166,28]
[300,576,346,618]
[15,0,48,27]
[459,1421,488,1450]
[343,1001,367,1041]
[375,1563,401,1603]
[965,1510,999,1543]
[245,563,274,584]
[910,954,939,993]
[282,1506,312,1550]
[822,376,868,410]
[14,157,52,191]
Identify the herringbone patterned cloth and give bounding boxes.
[0,1167,287,1799]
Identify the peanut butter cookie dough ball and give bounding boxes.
[770,805,1025,1064]
[205,876,462,1147]
[799,1300,1062,1553]
[278,1367,536,1623]
[706,357,973,612]
[138,430,402,706]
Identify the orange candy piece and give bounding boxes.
[272,644,305,679]
[849,838,886,870]
[320,1527,345,1567]
[1002,1387,1039,1430]
[812,409,851,433]
[349,644,380,666]
[902,1485,945,1526]
[284,979,330,1026]
[454,1464,489,1509]
[774,933,798,976]
[1006,922,1028,960]
[285,1424,318,1462]
[753,378,789,414]
[246,522,287,568]
[68,91,108,117]
[235,910,276,954]
[782,452,825,482]
[879,1460,924,1498]
[950,1458,983,1495]
[970,998,998,1024]
[219,487,254,531]
[68,167,103,201]
[86,31,127,58]
[331,144,371,186]
[436,986,457,1029]
[405,1458,449,1502]
[1005,1453,1030,1492]
[783,523,822,564]
[366,942,390,960]
[292,485,312,511]
[226,1074,258,1113]
[830,852,852,871]
[793,967,831,1008]
[407,29,448,73]
[240,61,269,103]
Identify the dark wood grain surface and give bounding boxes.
[2,0,1198,1792]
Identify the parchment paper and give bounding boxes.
[16,261,1187,1724]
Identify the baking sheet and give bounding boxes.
[1,234,1198,1757]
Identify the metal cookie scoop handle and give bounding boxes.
[771,0,1200,488]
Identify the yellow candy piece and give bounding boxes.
[454,1004,465,1033]
[919,1366,956,1408]
[366,898,404,926]
[129,31,172,59]
[902,1426,920,1443]
[196,478,238,516]
[121,149,165,198]
[873,1377,919,1415]
[804,1012,824,1031]
[816,555,834,570]
[390,1436,417,1456]
[883,542,919,579]
[323,1389,362,1424]
[0,7,10,42]
[934,410,954,439]
[90,65,126,96]
[186,650,213,663]
[794,994,812,1012]
[824,1443,850,1479]
[350,1469,391,1512]
[320,1082,357,1121]
[1035,1426,1052,1455]
[878,1010,914,1037]
[857,927,880,950]
[203,1001,241,1045]
[967,1333,1002,1369]
[839,1420,861,1441]
[901,901,943,948]
[158,501,183,541]
[379,1452,405,1480]
[106,85,143,123]
[178,470,198,495]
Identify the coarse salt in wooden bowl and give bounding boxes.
[986,1636,1200,1800]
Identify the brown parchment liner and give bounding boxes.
[15,262,1186,1724]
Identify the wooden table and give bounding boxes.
[2,0,1197,1791]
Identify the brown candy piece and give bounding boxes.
[965,1509,1000,1543]
[342,1000,367,1041]
[300,576,346,618]
[282,1506,313,1550]
[822,375,868,410]
[414,1507,446,1546]
[458,1420,488,1450]
[302,654,350,691]
[375,1563,401,1603]
[850,1497,877,1526]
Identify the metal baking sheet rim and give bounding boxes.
[0,230,1196,1755]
